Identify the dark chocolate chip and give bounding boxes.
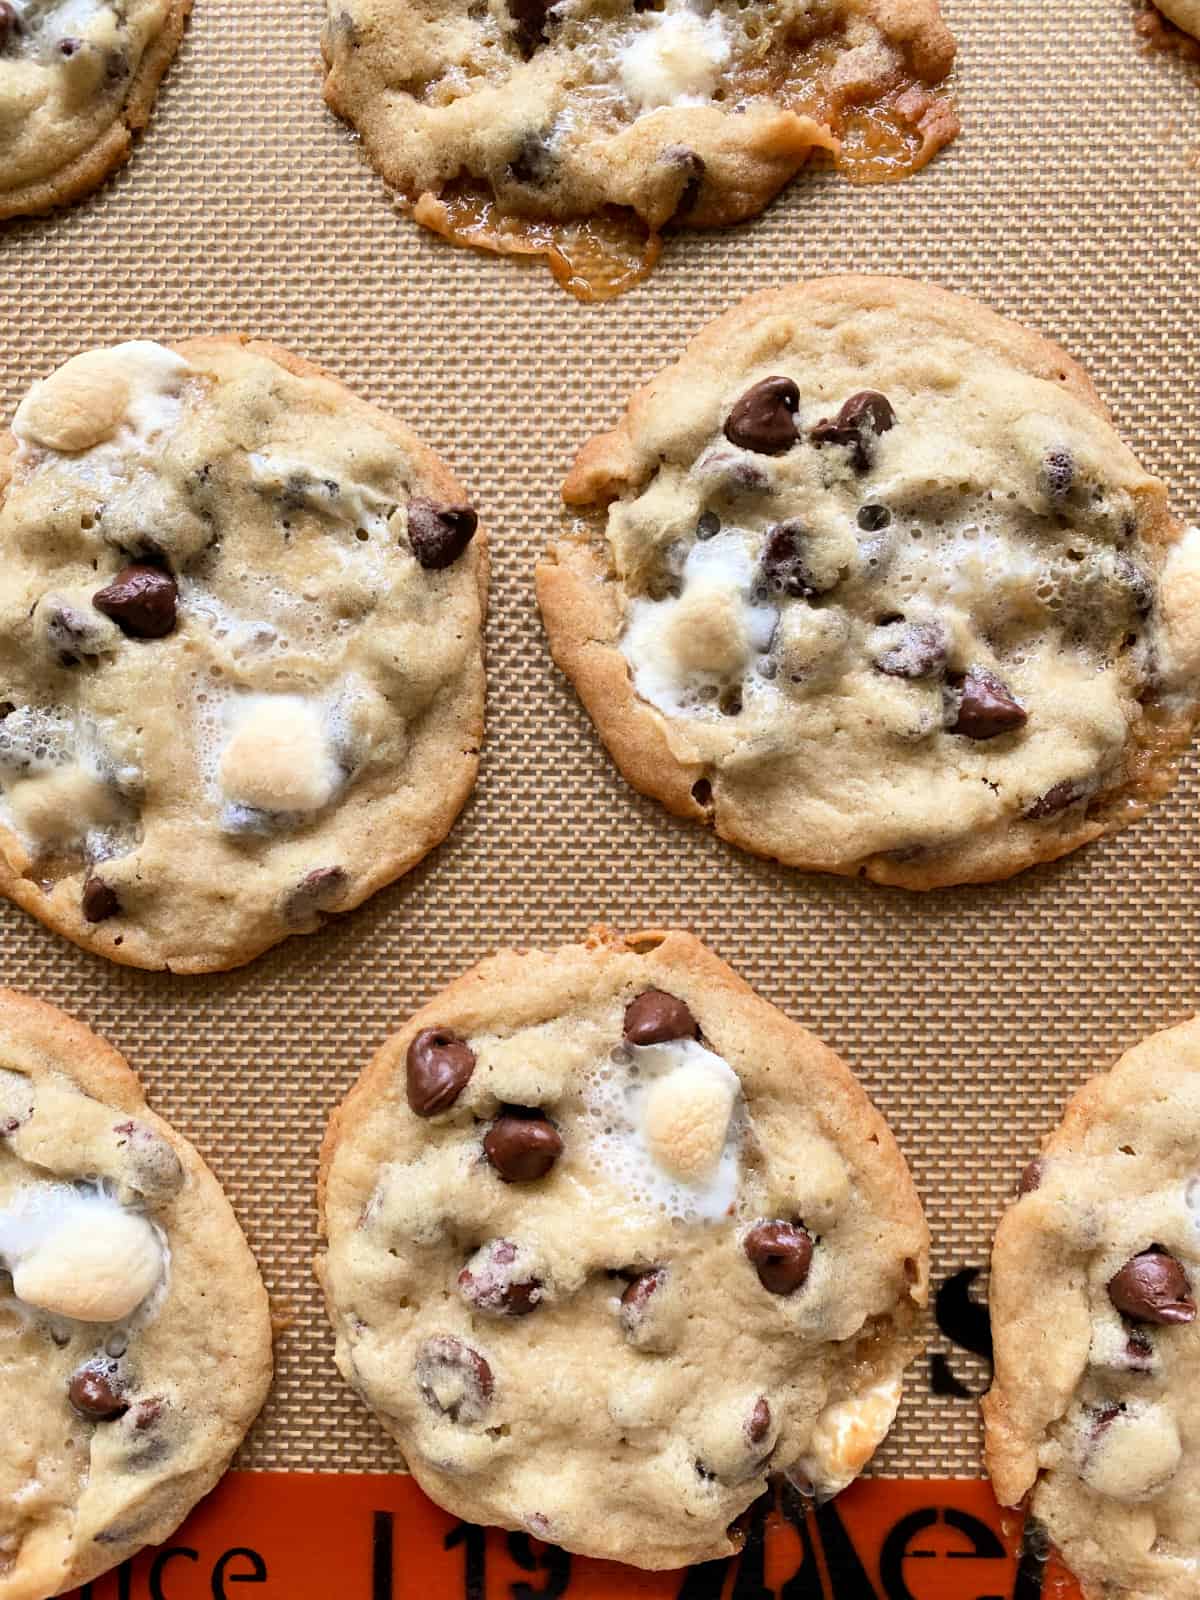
[697,511,720,540]
[1125,1330,1155,1370]
[507,130,554,186]
[58,35,81,55]
[507,0,552,54]
[857,503,891,532]
[948,668,1028,740]
[1024,779,1088,820]
[81,876,120,923]
[406,499,478,570]
[760,519,841,600]
[131,1396,164,1430]
[723,378,801,456]
[104,47,129,80]
[457,1239,542,1317]
[405,1027,476,1116]
[619,1267,663,1337]
[0,2,18,46]
[664,146,705,219]
[873,621,947,680]
[810,391,896,472]
[744,1220,813,1295]
[1040,449,1075,500]
[415,1336,494,1424]
[93,564,178,639]
[483,1108,563,1182]
[1017,1159,1044,1195]
[1108,1249,1196,1325]
[623,989,699,1045]
[746,1396,771,1445]
[69,1361,128,1420]
[283,865,347,925]
[1115,555,1154,618]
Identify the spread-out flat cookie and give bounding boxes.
[317,926,928,1569]
[0,336,487,972]
[0,989,272,1598]
[321,0,958,301]
[0,0,190,220]
[537,276,1200,888]
[983,1018,1200,1600]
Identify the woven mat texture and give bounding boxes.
[0,0,1198,1479]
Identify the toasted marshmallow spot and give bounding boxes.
[620,9,731,109]
[0,1186,162,1324]
[1081,1404,1183,1503]
[6,765,122,849]
[794,1377,903,1497]
[13,342,189,456]
[642,1056,738,1184]
[218,694,341,814]
[622,533,777,716]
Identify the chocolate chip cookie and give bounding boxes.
[0,989,272,1596]
[1138,0,1200,52]
[0,336,487,972]
[537,276,1200,888]
[0,0,190,220]
[321,0,958,301]
[983,1017,1200,1600]
[317,926,928,1568]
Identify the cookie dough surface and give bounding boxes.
[537,276,1200,888]
[0,0,189,219]
[0,336,487,972]
[322,0,957,296]
[0,990,272,1600]
[1155,0,1200,41]
[317,927,928,1569]
[983,1018,1200,1600]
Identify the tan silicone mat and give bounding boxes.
[0,0,1198,1482]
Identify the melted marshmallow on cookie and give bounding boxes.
[0,1183,163,1324]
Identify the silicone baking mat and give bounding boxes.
[1,0,1198,1509]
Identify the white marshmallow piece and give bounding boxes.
[620,9,731,109]
[642,1054,739,1185]
[0,1186,163,1323]
[792,1377,903,1498]
[218,693,341,814]
[13,341,189,456]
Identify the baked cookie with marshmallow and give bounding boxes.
[537,276,1200,887]
[321,0,958,300]
[983,1017,1200,1600]
[0,988,271,1597]
[317,926,928,1568]
[0,336,486,971]
[0,0,190,220]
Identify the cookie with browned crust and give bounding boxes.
[0,0,190,221]
[317,926,928,1569]
[0,989,272,1600]
[1153,0,1200,41]
[321,0,958,299]
[537,276,1200,888]
[0,337,486,972]
[984,1017,1200,1600]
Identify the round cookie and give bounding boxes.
[0,989,272,1598]
[317,926,929,1569]
[537,276,1200,888]
[0,0,190,220]
[0,336,487,972]
[983,1018,1200,1600]
[321,0,958,299]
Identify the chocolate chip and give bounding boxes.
[93,564,178,639]
[406,499,478,570]
[405,1027,475,1116]
[623,989,699,1045]
[507,0,552,55]
[747,1396,771,1445]
[0,2,18,47]
[619,1267,663,1337]
[1108,1249,1196,1324]
[1024,779,1088,820]
[1125,1330,1155,1370]
[1115,555,1154,618]
[1040,449,1075,500]
[69,1361,128,1420]
[760,519,829,600]
[415,1336,493,1424]
[81,876,120,923]
[483,1108,563,1182]
[58,35,81,55]
[810,392,896,472]
[873,621,947,680]
[697,511,720,540]
[131,1396,164,1430]
[283,865,347,925]
[948,668,1028,739]
[664,147,705,219]
[507,130,554,186]
[1017,1159,1044,1195]
[857,503,891,532]
[723,378,801,456]
[744,1220,813,1295]
[457,1239,542,1317]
